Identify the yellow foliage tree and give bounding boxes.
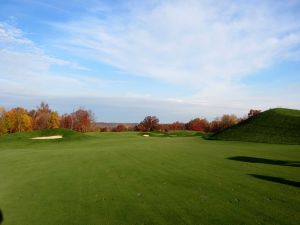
[0,107,8,135]
[5,108,33,133]
[49,111,60,129]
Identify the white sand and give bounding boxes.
[143,134,149,137]
[31,135,63,140]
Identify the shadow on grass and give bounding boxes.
[249,174,300,188]
[0,209,3,224]
[228,156,300,167]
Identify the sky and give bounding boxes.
[0,0,300,122]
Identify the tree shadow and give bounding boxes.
[249,174,300,188]
[228,156,300,167]
[0,209,3,224]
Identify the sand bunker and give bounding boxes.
[31,135,63,140]
[143,134,150,137]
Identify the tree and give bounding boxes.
[186,118,209,132]
[49,111,60,128]
[159,124,170,132]
[137,116,160,132]
[209,114,239,133]
[30,102,60,130]
[5,107,33,133]
[209,117,222,133]
[33,102,52,130]
[0,107,8,135]
[71,108,94,132]
[100,127,109,132]
[248,109,261,118]
[113,124,127,132]
[169,121,185,131]
[60,114,73,129]
[220,114,239,129]
[134,123,146,132]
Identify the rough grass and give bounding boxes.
[210,108,300,144]
[0,131,299,225]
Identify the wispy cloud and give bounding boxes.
[0,22,95,96]
[1,1,299,121]
[0,22,33,46]
[52,0,300,86]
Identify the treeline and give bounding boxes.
[133,115,240,133]
[0,102,94,135]
[0,102,261,135]
[103,109,261,133]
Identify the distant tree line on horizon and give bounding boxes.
[0,102,261,136]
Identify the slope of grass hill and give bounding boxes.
[210,108,300,144]
[0,128,88,143]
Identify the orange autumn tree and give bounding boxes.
[169,121,185,130]
[186,118,209,132]
[0,104,96,133]
[5,107,33,133]
[219,114,239,129]
[60,114,73,129]
[60,108,94,132]
[0,107,8,135]
[32,102,51,129]
[113,124,127,132]
[72,109,94,132]
[209,118,222,133]
[209,114,239,133]
[31,102,60,129]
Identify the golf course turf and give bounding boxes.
[0,130,299,225]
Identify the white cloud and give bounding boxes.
[0,22,89,75]
[53,0,300,86]
[47,0,300,118]
[1,1,299,121]
[0,22,33,45]
[0,22,93,96]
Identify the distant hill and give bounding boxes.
[210,108,300,144]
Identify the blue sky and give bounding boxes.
[0,0,300,122]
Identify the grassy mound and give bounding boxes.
[210,108,300,144]
[0,128,87,142]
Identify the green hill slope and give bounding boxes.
[210,108,300,144]
[0,128,88,143]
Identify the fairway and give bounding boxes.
[0,132,299,225]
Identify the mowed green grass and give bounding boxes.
[0,130,299,225]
